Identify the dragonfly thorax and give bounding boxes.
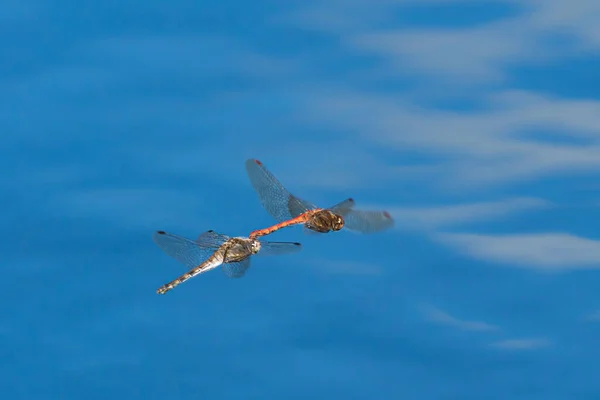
[223,238,257,263]
[306,210,345,233]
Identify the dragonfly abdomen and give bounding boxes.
[156,250,225,294]
[248,212,315,239]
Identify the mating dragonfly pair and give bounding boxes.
[153,159,395,294]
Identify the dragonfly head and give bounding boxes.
[250,240,262,254]
[331,213,345,231]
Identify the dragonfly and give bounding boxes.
[245,158,395,239]
[153,229,301,294]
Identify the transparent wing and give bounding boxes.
[245,158,317,222]
[303,225,326,235]
[222,259,251,278]
[330,198,395,233]
[257,241,302,256]
[328,198,356,214]
[153,230,225,268]
[339,209,395,233]
[196,230,230,247]
[288,195,315,218]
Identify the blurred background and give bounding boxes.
[2,0,600,398]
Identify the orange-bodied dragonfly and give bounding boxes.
[153,229,301,294]
[245,159,394,239]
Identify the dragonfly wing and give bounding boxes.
[329,198,356,214]
[257,241,302,256]
[245,159,317,222]
[303,225,326,235]
[288,196,315,218]
[153,230,223,268]
[330,198,394,233]
[196,230,230,247]
[338,208,395,234]
[222,258,251,278]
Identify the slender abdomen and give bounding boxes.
[157,251,224,294]
[249,212,314,239]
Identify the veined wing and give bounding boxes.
[329,199,395,234]
[302,226,326,235]
[328,198,356,214]
[222,259,251,278]
[256,240,302,256]
[245,158,317,222]
[221,241,301,277]
[153,230,226,269]
[196,230,230,247]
